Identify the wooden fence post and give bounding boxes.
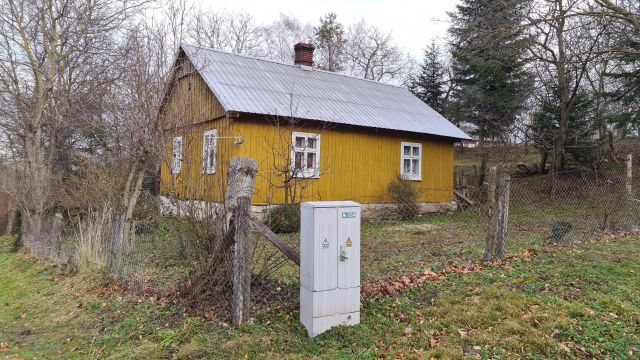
[232,196,252,326]
[49,213,62,260]
[4,209,15,236]
[482,166,497,262]
[627,154,633,198]
[108,213,126,274]
[478,152,489,187]
[495,174,511,258]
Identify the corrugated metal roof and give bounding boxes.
[182,44,470,140]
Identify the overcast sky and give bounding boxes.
[192,0,459,58]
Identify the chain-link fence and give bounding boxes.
[14,156,639,326]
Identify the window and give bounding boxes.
[400,142,421,180]
[291,132,320,178]
[171,136,183,174]
[202,129,217,174]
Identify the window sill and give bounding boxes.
[401,175,422,181]
[203,170,216,175]
[292,173,320,179]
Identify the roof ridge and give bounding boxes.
[180,43,405,89]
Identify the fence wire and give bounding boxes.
[13,166,639,321]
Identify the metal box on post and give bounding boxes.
[300,201,361,337]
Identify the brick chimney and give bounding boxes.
[294,43,315,67]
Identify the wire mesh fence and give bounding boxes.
[12,159,639,324]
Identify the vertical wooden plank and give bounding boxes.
[495,174,511,259]
[232,196,252,326]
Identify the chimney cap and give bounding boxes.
[294,42,315,51]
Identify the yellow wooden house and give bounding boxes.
[159,43,469,217]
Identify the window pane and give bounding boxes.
[307,138,317,149]
[404,146,411,155]
[412,159,419,175]
[208,150,215,168]
[295,137,305,148]
[306,152,316,170]
[403,159,411,174]
[294,152,303,170]
[412,146,419,156]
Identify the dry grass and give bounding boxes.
[75,206,113,272]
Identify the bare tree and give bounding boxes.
[0,0,145,245]
[345,20,412,82]
[187,9,263,56]
[526,0,609,173]
[262,14,313,63]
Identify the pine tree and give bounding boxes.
[449,0,531,148]
[532,86,597,172]
[313,13,346,72]
[409,41,447,113]
[607,39,640,136]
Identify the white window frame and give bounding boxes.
[400,142,422,181]
[171,136,183,174]
[202,129,217,174]
[291,131,321,178]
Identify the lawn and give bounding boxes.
[1,231,639,359]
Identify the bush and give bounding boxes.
[265,204,300,233]
[388,175,420,220]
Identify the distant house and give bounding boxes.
[159,43,469,217]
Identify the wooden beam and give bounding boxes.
[249,217,300,266]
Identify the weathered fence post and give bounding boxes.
[4,209,15,236]
[108,213,126,274]
[49,213,62,260]
[482,166,498,262]
[232,196,252,327]
[478,152,489,187]
[627,153,633,198]
[495,174,511,258]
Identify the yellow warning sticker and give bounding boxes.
[346,238,353,247]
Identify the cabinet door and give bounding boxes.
[337,206,360,289]
[313,207,338,291]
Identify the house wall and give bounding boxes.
[159,55,455,205]
[159,55,233,202]
[231,115,455,205]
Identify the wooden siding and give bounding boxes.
[160,55,226,130]
[232,116,454,205]
[159,56,455,204]
[159,55,232,201]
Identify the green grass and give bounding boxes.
[1,233,639,358]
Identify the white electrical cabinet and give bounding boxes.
[300,201,361,337]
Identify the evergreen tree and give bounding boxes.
[313,13,346,72]
[409,40,447,113]
[532,86,597,172]
[607,39,640,136]
[449,0,531,148]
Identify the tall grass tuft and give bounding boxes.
[75,206,112,273]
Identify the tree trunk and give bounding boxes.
[551,0,569,175]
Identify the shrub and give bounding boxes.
[388,175,420,220]
[265,204,300,233]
